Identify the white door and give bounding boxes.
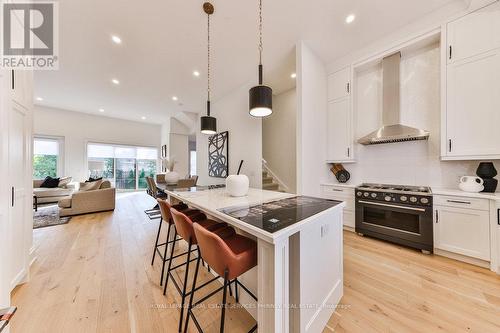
[446,49,500,157]
[328,67,350,101]
[326,99,351,162]
[434,206,490,260]
[8,103,28,288]
[447,2,500,64]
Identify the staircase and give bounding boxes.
[262,170,280,191]
[262,159,289,192]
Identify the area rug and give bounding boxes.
[33,204,71,229]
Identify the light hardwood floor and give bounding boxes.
[11,192,500,333]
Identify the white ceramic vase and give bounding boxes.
[226,175,249,197]
[165,171,180,185]
[458,175,484,193]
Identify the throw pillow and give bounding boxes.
[40,176,60,188]
[79,179,103,191]
[86,177,103,183]
[58,176,72,188]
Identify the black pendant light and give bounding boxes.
[201,2,217,134]
[249,0,272,117]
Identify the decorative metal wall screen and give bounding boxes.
[208,131,229,178]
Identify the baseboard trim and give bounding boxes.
[434,248,490,269]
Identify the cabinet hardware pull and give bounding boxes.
[331,189,343,192]
[497,209,499,225]
[435,210,439,223]
[448,139,452,152]
[446,200,471,205]
[347,147,350,157]
[11,186,14,207]
[346,82,350,94]
[11,70,15,90]
[449,45,452,60]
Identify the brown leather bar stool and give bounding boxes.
[184,224,258,333]
[165,208,228,333]
[151,198,206,285]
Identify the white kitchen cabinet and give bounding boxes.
[443,2,500,160]
[328,67,351,101]
[447,2,500,64]
[434,196,490,261]
[445,49,500,157]
[321,185,355,229]
[326,99,353,162]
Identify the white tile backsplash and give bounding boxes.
[326,42,499,189]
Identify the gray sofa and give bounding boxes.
[33,177,75,204]
[58,180,116,217]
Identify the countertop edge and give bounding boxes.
[432,188,500,201]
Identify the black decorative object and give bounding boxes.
[208,131,229,178]
[330,164,350,183]
[476,162,498,193]
[200,3,217,134]
[249,0,273,117]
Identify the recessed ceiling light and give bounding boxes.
[111,78,120,85]
[172,96,178,101]
[290,73,297,79]
[99,108,105,112]
[193,70,200,77]
[345,14,356,24]
[35,97,43,101]
[141,116,146,120]
[111,35,122,44]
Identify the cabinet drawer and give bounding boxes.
[321,186,354,210]
[434,195,489,211]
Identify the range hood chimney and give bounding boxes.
[357,52,430,145]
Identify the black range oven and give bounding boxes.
[355,183,433,253]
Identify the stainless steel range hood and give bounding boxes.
[357,52,429,145]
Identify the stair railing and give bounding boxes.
[262,158,291,193]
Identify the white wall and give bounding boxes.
[34,106,161,181]
[196,83,262,188]
[263,88,297,193]
[297,42,329,196]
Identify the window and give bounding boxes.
[87,143,158,191]
[33,137,63,179]
[189,150,197,177]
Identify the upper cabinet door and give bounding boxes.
[326,99,351,162]
[447,2,500,63]
[328,67,351,101]
[446,49,500,157]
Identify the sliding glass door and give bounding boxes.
[87,143,158,191]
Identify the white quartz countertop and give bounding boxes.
[432,188,500,201]
[166,187,345,243]
[320,182,358,188]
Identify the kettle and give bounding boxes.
[458,176,484,193]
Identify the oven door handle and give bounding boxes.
[358,200,426,212]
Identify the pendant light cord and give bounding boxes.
[258,0,264,84]
[258,0,263,66]
[207,10,211,115]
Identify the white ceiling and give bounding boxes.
[34,0,461,124]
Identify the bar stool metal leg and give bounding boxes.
[220,269,229,333]
[178,238,193,333]
[151,217,163,266]
[183,254,201,333]
[159,222,173,286]
[163,229,178,295]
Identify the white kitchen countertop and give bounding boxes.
[166,187,346,243]
[320,182,358,188]
[431,188,500,201]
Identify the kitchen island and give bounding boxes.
[165,187,345,333]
